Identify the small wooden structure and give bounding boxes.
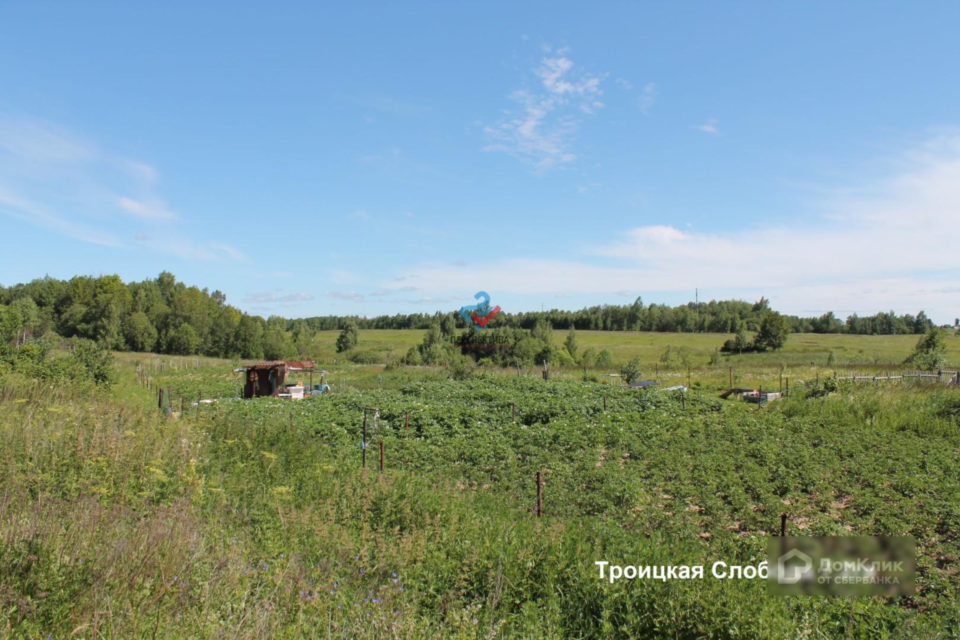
[234,360,321,399]
[720,387,756,399]
[743,390,781,404]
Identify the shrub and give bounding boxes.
[620,356,642,384]
[401,346,423,366]
[347,349,382,364]
[71,338,114,386]
[904,327,948,371]
[595,349,613,367]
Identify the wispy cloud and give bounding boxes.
[370,289,391,297]
[0,113,249,263]
[326,291,366,302]
[117,196,176,220]
[388,133,960,321]
[638,83,658,115]
[694,118,721,135]
[484,46,605,171]
[348,209,370,219]
[244,292,315,304]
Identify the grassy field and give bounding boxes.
[2,350,960,637]
[305,329,960,369]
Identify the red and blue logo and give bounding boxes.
[459,291,501,331]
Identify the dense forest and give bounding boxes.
[0,273,944,358]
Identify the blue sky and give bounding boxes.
[2,2,959,322]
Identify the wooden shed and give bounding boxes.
[235,360,318,398]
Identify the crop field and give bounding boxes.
[2,349,959,638]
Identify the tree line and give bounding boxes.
[0,273,944,359]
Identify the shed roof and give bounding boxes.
[244,360,316,371]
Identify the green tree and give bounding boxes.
[564,326,578,359]
[754,312,790,351]
[440,314,457,339]
[0,305,16,346]
[234,315,265,359]
[531,318,553,344]
[335,320,360,353]
[596,349,614,368]
[511,336,541,366]
[905,327,948,371]
[10,297,41,347]
[418,322,450,364]
[579,346,597,367]
[263,329,291,360]
[620,356,642,384]
[123,311,158,352]
[167,323,201,355]
[291,319,313,357]
[70,338,115,386]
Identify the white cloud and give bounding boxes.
[370,289,391,297]
[0,113,248,263]
[388,133,960,321]
[638,83,658,115]
[326,291,366,302]
[244,292,316,304]
[694,118,721,135]
[484,47,604,171]
[117,196,176,220]
[349,209,370,219]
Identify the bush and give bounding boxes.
[71,338,114,386]
[595,349,613,367]
[347,349,382,365]
[450,355,476,380]
[620,356,642,384]
[905,328,948,371]
[579,347,597,367]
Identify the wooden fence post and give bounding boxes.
[536,471,543,518]
[603,396,607,412]
[379,441,385,473]
[781,513,788,537]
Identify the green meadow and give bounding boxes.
[307,329,960,369]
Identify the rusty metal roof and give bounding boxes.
[244,360,316,371]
